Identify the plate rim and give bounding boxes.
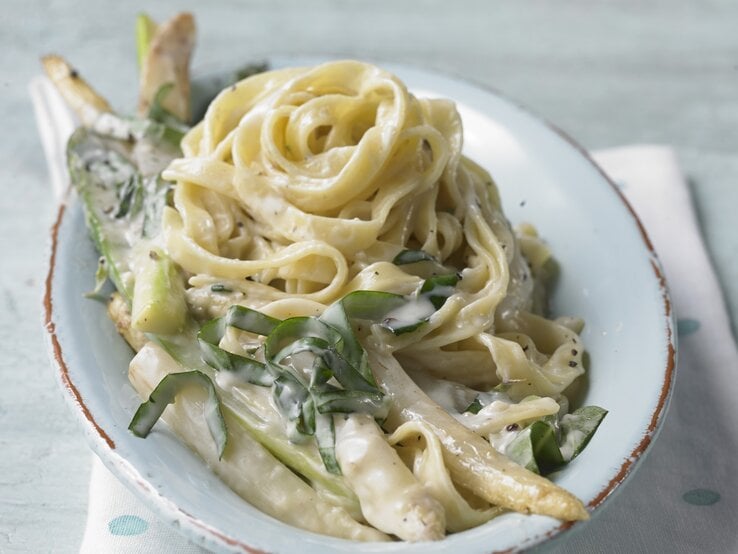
[42,59,677,553]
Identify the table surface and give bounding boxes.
[2,1,737,551]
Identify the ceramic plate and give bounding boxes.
[43,59,676,553]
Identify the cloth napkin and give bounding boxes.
[73,145,738,553]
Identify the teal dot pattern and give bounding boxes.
[108,515,149,536]
[682,489,721,506]
[677,318,701,336]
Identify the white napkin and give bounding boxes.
[553,146,738,554]
[75,144,738,552]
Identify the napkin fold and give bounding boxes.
[551,146,738,554]
[75,145,738,553]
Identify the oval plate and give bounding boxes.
[44,59,676,553]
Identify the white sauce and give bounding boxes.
[383,295,435,329]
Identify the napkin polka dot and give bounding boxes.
[682,488,721,506]
[677,318,700,336]
[108,515,149,536]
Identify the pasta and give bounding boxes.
[163,60,584,395]
[50,13,606,543]
[155,60,594,532]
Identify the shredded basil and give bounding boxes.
[506,420,563,474]
[392,249,438,265]
[129,370,228,459]
[197,315,274,387]
[420,272,461,310]
[505,406,607,475]
[560,406,608,461]
[191,286,461,474]
[210,284,231,293]
[464,397,484,414]
[114,174,143,218]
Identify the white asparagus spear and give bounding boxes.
[335,413,446,541]
[40,54,113,127]
[129,342,389,541]
[137,12,195,122]
[367,345,589,521]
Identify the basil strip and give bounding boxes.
[464,397,484,414]
[265,317,343,361]
[197,317,273,387]
[129,370,228,459]
[505,405,607,475]
[505,420,564,475]
[225,304,280,336]
[272,372,312,440]
[190,285,456,474]
[313,389,386,414]
[321,290,405,382]
[210,284,231,293]
[114,173,143,218]
[382,317,428,336]
[392,249,438,265]
[315,413,340,475]
[560,406,608,461]
[274,336,378,393]
[420,273,461,310]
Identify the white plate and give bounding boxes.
[43,59,676,553]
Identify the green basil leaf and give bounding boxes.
[464,397,483,414]
[210,284,231,293]
[128,370,228,459]
[315,413,340,475]
[225,304,280,336]
[197,317,273,387]
[392,249,437,265]
[313,389,386,415]
[560,406,607,461]
[420,273,461,310]
[505,420,564,475]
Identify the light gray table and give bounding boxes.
[2,1,736,551]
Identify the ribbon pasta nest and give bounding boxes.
[49,12,606,543]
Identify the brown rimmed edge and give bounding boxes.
[413,65,678,553]
[44,202,116,450]
[546,126,676,513]
[511,126,678,553]
[44,202,269,553]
